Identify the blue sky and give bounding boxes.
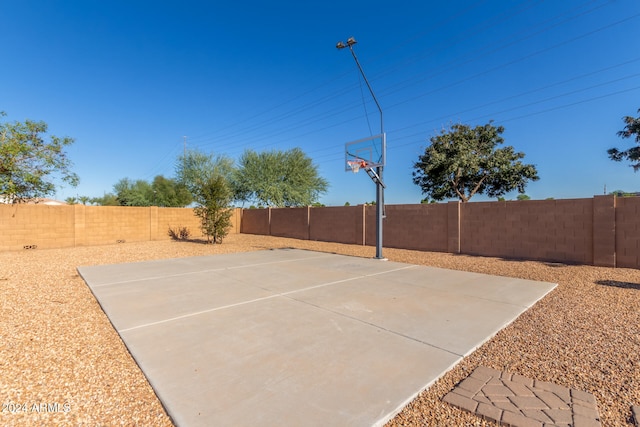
[2,0,639,206]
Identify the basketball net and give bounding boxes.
[347,160,367,173]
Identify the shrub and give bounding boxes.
[168,226,191,241]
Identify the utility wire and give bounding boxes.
[192,3,635,156]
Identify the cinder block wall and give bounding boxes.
[0,204,75,251]
[0,205,239,251]
[156,207,206,240]
[309,205,364,245]
[615,196,640,268]
[80,206,151,246]
[270,207,310,240]
[382,204,449,252]
[240,208,270,235]
[239,195,635,268]
[3,197,637,268]
[460,199,594,264]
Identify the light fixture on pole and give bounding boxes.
[337,36,386,260]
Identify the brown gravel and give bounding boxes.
[1,234,638,426]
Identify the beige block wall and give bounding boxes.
[3,197,638,268]
[0,205,240,251]
[0,204,75,251]
[157,207,207,240]
[80,206,150,246]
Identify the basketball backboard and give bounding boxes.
[344,133,386,172]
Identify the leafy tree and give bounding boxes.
[517,194,531,200]
[607,108,640,170]
[0,112,79,203]
[609,189,638,197]
[78,195,91,205]
[175,148,235,243]
[151,175,192,207]
[193,175,234,244]
[412,122,539,202]
[65,197,77,205]
[233,147,328,207]
[111,175,190,207]
[113,178,153,206]
[91,193,119,206]
[176,149,234,196]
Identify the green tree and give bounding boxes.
[175,148,235,243]
[176,149,234,196]
[151,175,192,207]
[113,178,153,206]
[65,197,77,205]
[78,195,91,205]
[193,175,234,244]
[111,175,192,207]
[607,108,640,170]
[517,194,531,200]
[0,112,79,203]
[412,122,539,202]
[609,189,638,197]
[233,147,328,207]
[91,193,119,206]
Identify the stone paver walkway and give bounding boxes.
[443,366,601,427]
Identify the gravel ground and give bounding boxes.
[1,234,638,426]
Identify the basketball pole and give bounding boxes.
[337,37,385,260]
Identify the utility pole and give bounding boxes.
[183,136,187,171]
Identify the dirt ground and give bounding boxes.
[1,234,638,426]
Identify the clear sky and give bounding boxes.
[2,0,639,206]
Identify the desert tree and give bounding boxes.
[607,108,640,170]
[175,148,235,243]
[0,112,79,203]
[90,193,119,206]
[113,178,153,206]
[413,122,539,202]
[111,175,191,207]
[193,175,234,244]
[151,175,192,207]
[233,147,328,207]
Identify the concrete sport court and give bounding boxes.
[78,248,556,427]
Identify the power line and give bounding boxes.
[187,2,636,159]
[138,2,638,181]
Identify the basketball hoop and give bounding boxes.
[347,160,367,173]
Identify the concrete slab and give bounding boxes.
[78,248,556,427]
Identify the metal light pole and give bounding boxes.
[337,37,385,260]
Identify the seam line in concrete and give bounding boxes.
[283,293,463,357]
[89,253,336,288]
[118,265,418,333]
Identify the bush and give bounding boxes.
[168,226,191,241]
